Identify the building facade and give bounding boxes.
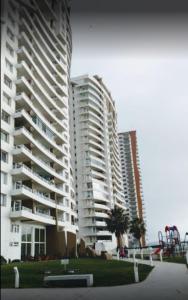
[118,131,146,247]
[1,0,78,261]
[70,75,126,249]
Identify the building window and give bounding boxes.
[7,27,15,41]
[34,228,46,256]
[4,75,12,89]
[21,226,32,258]
[11,224,19,233]
[8,13,15,27]
[1,130,9,143]
[1,171,8,184]
[1,150,8,163]
[6,42,14,56]
[5,58,13,73]
[0,194,7,206]
[3,92,11,106]
[1,110,10,123]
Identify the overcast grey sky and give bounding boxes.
[70,8,188,242]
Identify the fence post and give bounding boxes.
[13,266,19,288]
[160,249,163,262]
[150,251,154,266]
[134,260,139,283]
[133,249,136,263]
[141,248,143,260]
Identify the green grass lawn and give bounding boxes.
[1,258,153,288]
[163,256,187,264]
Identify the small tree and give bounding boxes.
[129,217,146,248]
[105,207,129,250]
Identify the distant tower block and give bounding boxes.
[118,131,147,247]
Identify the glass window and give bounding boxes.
[21,232,27,242]
[1,172,7,184]
[1,150,8,163]
[40,229,45,242]
[34,228,45,256]
[1,130,9,143]
[11,224,19,233]
[35,243,39,256]
[6,42,14,56]
[5,58,13,73]
[35,228,39,242]
[0,194,7,206]
[7,27,14,41]
[3,92,11,106]
[1,110,10,123]
[4,75,12,89]
[40,244,45,255]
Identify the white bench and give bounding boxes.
[44,274,93,287]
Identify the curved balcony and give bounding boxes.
[80,99,103,118]
[12,163,67,197]
[15,92,67,133]
[21,10,67,76]
[95,221,107,227]
[14,109,67,150]
[34,0,67,49]
[15,70,64,120]
[87,131,104,145]
[79,92,103,109]
[86,139,105,152]
[16,60,66,115]
[17,45,67,103]
[10,206,56,225]
[34,0,67,55]
[19,28,66,88]
[90,169,107,180]
[13,127,68,170]
[83,211,109,219]
[12,183,72,213]
[13,145,67,183]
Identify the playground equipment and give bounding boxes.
[181,232,188,251]
[158,225,181,256]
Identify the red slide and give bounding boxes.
[153,248,161,254]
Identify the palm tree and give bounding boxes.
[129,217,146,248]
[105,207,129,250]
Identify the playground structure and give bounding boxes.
[158,226,188,256]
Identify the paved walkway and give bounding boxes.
[1,260,188,300]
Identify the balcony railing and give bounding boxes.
[13,145,67,181]
[11,205,55,220]
[13,182,56,204]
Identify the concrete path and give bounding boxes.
[1,260,188,300]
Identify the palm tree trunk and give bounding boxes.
[117,235,122,249]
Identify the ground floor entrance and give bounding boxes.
[21,224,46,259]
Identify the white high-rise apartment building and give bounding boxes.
[118,131,147,246]
[70,75,126,249]
[1,0,78,261]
